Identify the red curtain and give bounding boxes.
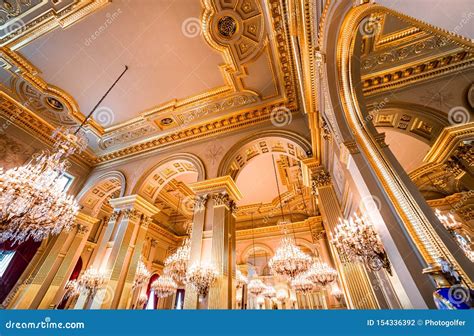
[0,239,41,304]
[146,273,159,309]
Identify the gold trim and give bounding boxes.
[188,175,242,201]
[333,3,472,284]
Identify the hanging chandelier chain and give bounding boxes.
[74,65,128,135]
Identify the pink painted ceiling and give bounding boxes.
[19,0,225,126]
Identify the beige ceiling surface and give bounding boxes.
[19,0,226,126]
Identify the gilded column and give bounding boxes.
[91,195,159,309]
[38,213,98,309]
[312,169,379,309]
[183,194,209,309]
[184,176,242,309]
[10,212,98,309]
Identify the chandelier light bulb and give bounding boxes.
[78,268,107,295]
[291,274,315,294]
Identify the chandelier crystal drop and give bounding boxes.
[137,293,149,308]
[236,269,248,289]
[291,274,315,294]
[332,215,391,274]
[305,261,337,287]
[185,264,218,299]
[63,279,81,299]
[0,128,86,245]
[248,278,267,296]
[151,274,178,299]
[262,284,276,299]
[164,237,191,284]
[78,268,107,295]
[133,259,151,289]
[330,284,344,301]
[435,209,474,262]
[269,224,312,279]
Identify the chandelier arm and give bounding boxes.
[74,65,129,135]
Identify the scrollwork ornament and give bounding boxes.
[212,192,230,207]
[312,170,332,188]
[195,195,208,212]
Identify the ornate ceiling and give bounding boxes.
[0,0,300,167]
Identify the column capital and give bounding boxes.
[74,211,100,229]
[312,169,332,188]
[188,176,242,202]
[109,194,160,218]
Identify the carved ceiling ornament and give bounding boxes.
[1,0,109,48]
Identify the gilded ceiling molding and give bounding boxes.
[1,0,110,50]
[333,3,473,284]
[362,49,473,96]
[423,122,474,164]
[295,0,322,162]
[1,47,103,136]
[369,102,450,145]
[217,129,311,178]
[131,153,205,203]
[0,91,94,169]
[94,104,296,166]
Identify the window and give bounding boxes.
[0,251,16,277]
[57,173,74,192]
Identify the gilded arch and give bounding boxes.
[319,2,473,284]
[217,130,312,179]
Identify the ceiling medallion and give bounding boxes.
[160,117,174,126]
[46,97,64,110]
[218,16,237,38]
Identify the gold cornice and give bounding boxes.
[3,0,111,50]
[188,175,242,201]
[423,122,474,164]
[0,91,95,169]
[236,217,322,240]
[108,194,160,217]
[75,211,101,226]
[375,27,425,50]
[362,50,473,95]
[334,3,472,284]
[92,101,292,166]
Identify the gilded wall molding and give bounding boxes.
[331,2,473,284]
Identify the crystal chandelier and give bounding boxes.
[151,273,178,299]
[236,269,248,289]
[248,278,267,296]
[133,259,151,289]
[262,284,276,299]
[435,209,474,262]
[332,214,391,274]
[185,264,218,299]
[276,289,288,302]
[269,224,312,279]
[63,279,81,299]
[291,274,315,294]
[165,237,191,284]
[78,268,107,296]
[305,261,337,287]
[0,66,128,245]
[0,129,84,245]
